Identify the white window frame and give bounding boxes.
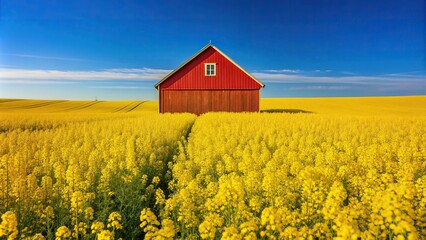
[204,63,216,76]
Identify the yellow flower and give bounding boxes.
[107,212,123,230]
[55,226,71,240]
[97,230,113,240]
[199,213,223,239]
[152,176,160,186]
[156,219,176,239]
[0,211,18,240]
[84,207,94,221]
[31,233,46,240]
[155,189,166,206]
[140,208,160,232]
[91,221,105,234]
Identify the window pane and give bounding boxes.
[205,64,215,76]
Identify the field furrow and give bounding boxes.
[126,101,146,112]
[61,101,102,111]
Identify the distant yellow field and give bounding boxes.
[0,99,157,113]
[1,96,424,116]
[261,95,426,116]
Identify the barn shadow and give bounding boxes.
[260,109,314,114]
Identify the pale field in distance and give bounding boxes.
[0,99,157,113]
[260,95,426,116]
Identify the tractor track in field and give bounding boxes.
[0,99,26,104]
[59,101,102,112]
[184,119,195,141]
[126,101,146,112]
[16,100,68,109]
[112,101,146,113]
[112,101,135,113]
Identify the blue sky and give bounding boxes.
[0,0,425,100]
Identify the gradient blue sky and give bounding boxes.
[0,0,425,100]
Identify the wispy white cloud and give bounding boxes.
[288,86,352,91]
[263,69,301,73]
[0,64,15,68]
[0,80,74,84]
[253,71,426,86]
[314,69,332,73]
[341,71,357,75]
[2,53,84,61]
[89,86,151,89]
[0,67,172,82]
[253,69,426,94]
[105,68,170,74]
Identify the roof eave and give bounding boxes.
[154,43,213,89]
[210,45,265,88]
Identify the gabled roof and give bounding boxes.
[154,43,265,89]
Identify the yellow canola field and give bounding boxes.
[0,96,425,239]
[0,112,196,239]
[162,113,426,239]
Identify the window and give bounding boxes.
[205,63,216,76]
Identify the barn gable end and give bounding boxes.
[155,44,264,114]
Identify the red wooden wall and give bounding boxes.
[160,89,259,115]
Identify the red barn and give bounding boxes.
[154,43,265,114]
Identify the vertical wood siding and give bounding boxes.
[160,89,259,114]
